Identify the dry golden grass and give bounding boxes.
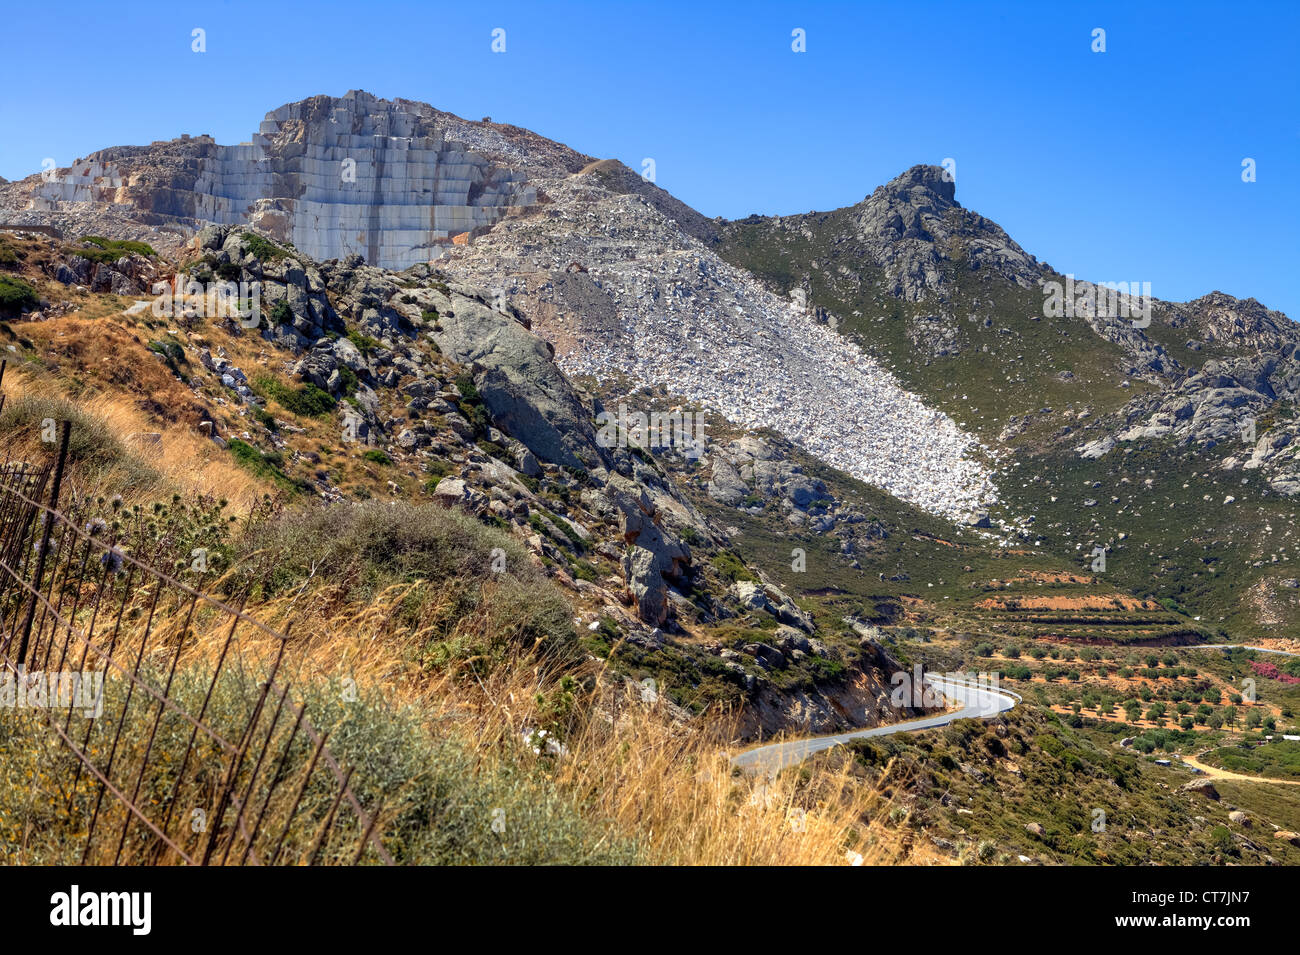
[164,580,937,866]
[2,362,261,508]
[2,306,934,864]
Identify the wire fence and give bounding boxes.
[0,361,391,865]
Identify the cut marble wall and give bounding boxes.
[32,91,534,270]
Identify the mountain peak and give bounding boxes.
[874,164,958,207]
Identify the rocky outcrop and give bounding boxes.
[1181,779,1219,800]
[1174,291,1299,354]
[704,432,887,564]
[708,434,831,518]
[735,654,916,739]
[730,578,816,634]
[728,164,1041,306]
[430,285,606,469]
[193,225,341,346]
[1077,350,1300,493]
[47,247,158,296]
[847,165,1041,302]
[605,474,690,626]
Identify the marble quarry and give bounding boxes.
[30,91,536,269]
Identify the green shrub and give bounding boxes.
[1036,734,1065,758]
[76,235,156,262]
[214,259,241,281]
[252,406,279,432]
[259,299,291,327]
[335,365,359,399]
[455,375,480,402]
[236,500,578,668]
[255,376,336,417]
[711,550,755,583]
[362,449,392,466]
[346,330,378,356]
[0,395,157,486]
[538,508,586,551]
[0,274,38,316]
[147,339,189,381]
[0,668,632,865]
[239,233,289,262]
[228,438,308,492]
[463,403,490,434]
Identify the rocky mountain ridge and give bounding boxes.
[6,91,1297,636]
[1,94,999,524]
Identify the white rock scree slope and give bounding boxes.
[566,284,996,523]
[442,181,1000,522]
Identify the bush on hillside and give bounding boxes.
[235,500,577,668]
[254,376,336,417]
[0,394,157,486]
[77,235,156,263]
[0,274,38,316]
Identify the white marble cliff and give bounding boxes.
[30,91,536,269]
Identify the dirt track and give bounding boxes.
[1181,753,1300,786]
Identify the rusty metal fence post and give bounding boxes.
[0,403,390,865]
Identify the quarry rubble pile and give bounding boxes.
[441,176,999,522]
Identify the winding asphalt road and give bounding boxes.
[730,645,1298,776]
[731,675,1021,776]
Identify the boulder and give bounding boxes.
[432,290,603,468]
[606,474,690,626]
[742,642,786,669]
[773,625,811,655]
[1077,436,1115,460]
[340,407,372,446]
[707,456,748,505]
[763,581,816,633]
[433,477,469,507]
[1181,779,1219,800]
[731,580,768,611]
[512,445,542,477]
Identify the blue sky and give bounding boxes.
[3,0,1297,316]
